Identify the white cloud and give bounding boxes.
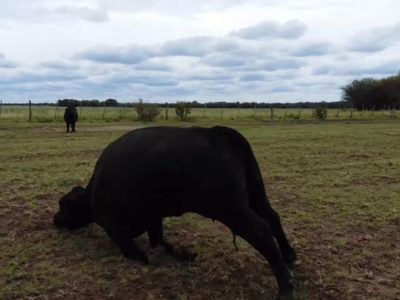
[76,46,150,64]
[38,61,80,70]
[52,5,109,23]
[239,73,266,82]
[0,53,19,68]
[291,42,331,57]
[161,36,215,57]
[348,23,400,53]
[231,20,307,40]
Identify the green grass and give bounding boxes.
[1,105,399,122]
[0,118,399,299]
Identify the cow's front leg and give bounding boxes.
[147,217,196,262]
[120,240,149,264]
[105,226,149,264]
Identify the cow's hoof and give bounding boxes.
[284,248,297,269]
[278,291,294,300]
[141,255,150,265]
[122,248,149,264]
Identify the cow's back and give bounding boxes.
[89,126,262,220]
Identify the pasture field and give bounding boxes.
[0,105,399,122]
[0,118,399,299]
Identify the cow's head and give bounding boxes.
[53,186,92,230]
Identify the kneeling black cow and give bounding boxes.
[54,126,296,299]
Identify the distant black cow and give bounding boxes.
[53,126,296,299]
[64,105,78,133]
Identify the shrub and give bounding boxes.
[134,100,160,122]
[175,102,191,121]
[315,106,327,120]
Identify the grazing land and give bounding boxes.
[0,105,399,122]
[0,118,399,299]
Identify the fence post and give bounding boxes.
[270,106,273,120]
[203,103,207,118]
[298,105,301,119]
[220,102,224,120]
[253,102,256,118]
[237,102,240,118]
[350,107,353,119]
[103,102,106,119]
[326,104,328,120]
[165,102,168,120]
[28,100,32,122]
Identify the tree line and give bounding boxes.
[53,99,350,109]
[3,71,399,110]
[341,73,400,110]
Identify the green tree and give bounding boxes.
[105,98,118,107]
[341,73,400,110]
[380,74,400,107]
[341,78,378,110]
[175,101,192,121]
[314,106,327,120]
[135,100,160,121]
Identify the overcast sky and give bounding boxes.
[1,0,400,103]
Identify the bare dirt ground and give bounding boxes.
[1,121,400,299]
[1,190,399,300]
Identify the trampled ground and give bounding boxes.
[0,119,399,299]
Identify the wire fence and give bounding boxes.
[0,104,398,122]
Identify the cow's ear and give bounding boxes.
[59,186,84,203]
[59,186,86,207]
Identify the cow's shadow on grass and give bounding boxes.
[54,223,196,267]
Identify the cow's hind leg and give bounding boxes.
[66,122,70,133]
[220,208,294,299]
[71,122,76,132]
[251,199,296,268]
[147,217,196,261]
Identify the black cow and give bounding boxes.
[64,105,78,133]
[53,126,296,299]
